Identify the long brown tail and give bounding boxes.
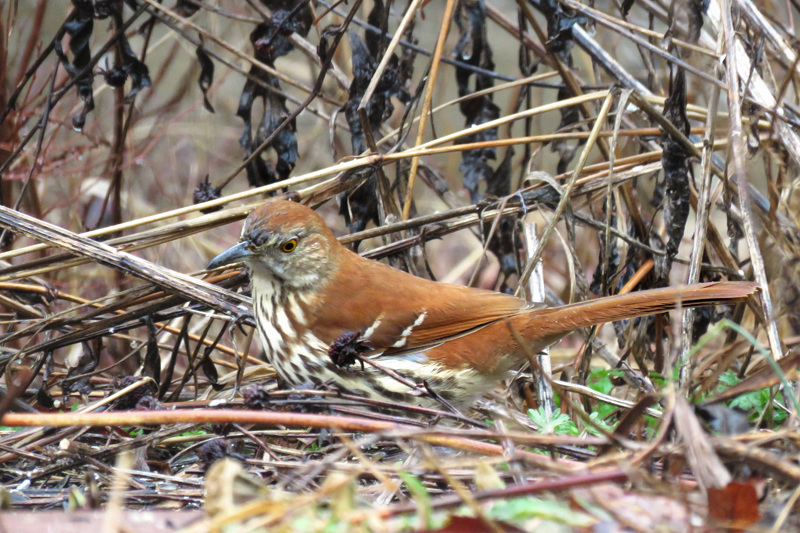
[516,281,758,346]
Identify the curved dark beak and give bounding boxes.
[207,242,250,271]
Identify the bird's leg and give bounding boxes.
[285,381,340,411]
[226,320,249,400]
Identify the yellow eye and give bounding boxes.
[280,239,298,253]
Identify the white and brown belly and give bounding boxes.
[250,280,489,407]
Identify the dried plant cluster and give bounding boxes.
[0,0,798,530]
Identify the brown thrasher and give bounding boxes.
[208,200,757,407]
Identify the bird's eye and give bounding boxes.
[280,239,298,253]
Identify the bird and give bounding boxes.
[207,199,758,408]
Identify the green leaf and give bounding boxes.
[718,370,740,388]
[588,368,620,395]
[398,471,432,529]
[585,411,615,436]
[528,408,578,435]
[488,497,595,526]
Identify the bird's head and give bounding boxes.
[207,200,340,290]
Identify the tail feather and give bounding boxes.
[516,281,758,344]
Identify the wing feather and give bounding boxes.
[304,251,529,354]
